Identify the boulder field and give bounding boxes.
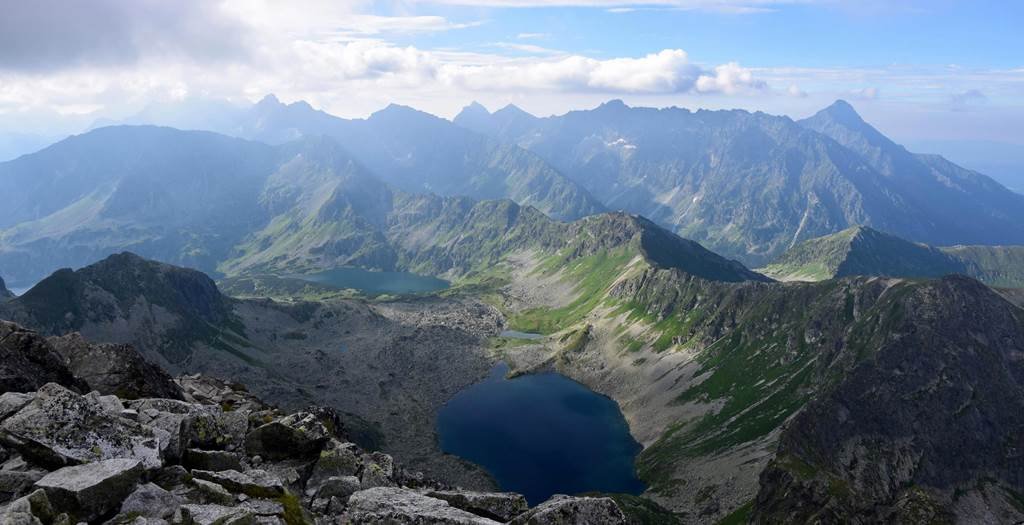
[0,322,628,524]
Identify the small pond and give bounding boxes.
[437,363,645,505]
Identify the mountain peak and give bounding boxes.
[598,99,629,111]
[816,99,866,127]
[256,93,282,107]
[495,103,533,118]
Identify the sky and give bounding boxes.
[0,0,1022,145]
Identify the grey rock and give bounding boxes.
[120,482,183,520]
[359,453,395,489]
[243,410,333,461]
[305,440,360,496]
[345,487,500,524]
[47,333,184,401]
[178,504,255,525]
[427,490,529,522]
[0,488,60,525]
[0,392,35,421]
[190,470,284,499]
[0,383,163,469]
[312,475,359,502]
[151,465,190,491]
[509,495,627,525]
[34,458,143,522]
[0,321,86,394]
[238,499,284,518]
[183,449,242,472]
[188,478,235,506]
[0,469,46,503]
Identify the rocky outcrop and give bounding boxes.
[0,321,85,394]
[48,332,184,400]
[0,330,630,525]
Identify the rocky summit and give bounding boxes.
[0,322,630,524]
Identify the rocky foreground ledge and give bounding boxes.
[0,321,630,524]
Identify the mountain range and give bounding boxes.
[2,97,1021,285]
[0,125,755,287]
[456,99,1024,265]
[760,225,1024,288]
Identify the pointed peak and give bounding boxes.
[256,94,282,107]
[817,99,865,126]
[455,101,491,122]
[598,99,629,111]
[495,103,534,118]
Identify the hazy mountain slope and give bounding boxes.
[456,100,1024,266]
[0,275,12,300]
[219,136,400,275]
[230,96,604,221]
[0,126,280,285]
[800,101,1024,246]
[942,244,1024,289]
[761,225,1024,287]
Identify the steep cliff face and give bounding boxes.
[753,276,1024,524]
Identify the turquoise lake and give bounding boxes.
[437,363,645,505]
[290,267,450,295]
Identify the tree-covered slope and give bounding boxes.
[760,225,1024,288]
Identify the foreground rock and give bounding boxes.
[345,487,502,524]
[0,323,633,525]
[0,383,163,469]
[34,458,143,522]
[510,495,628,525]
[428,490,530,521]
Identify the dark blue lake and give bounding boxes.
[290,267,449,295]
[437,363,645,505]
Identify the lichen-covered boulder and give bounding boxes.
[345,487,501,524]
[33,458,144,522]
[178,503,255,525]
[244,409,336,461]
[428,490,530,522]
[510,495,627,525]
[0,384,163,469]
[191,469,284,499]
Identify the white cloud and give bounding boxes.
[516,32,549,39]
[695,62,766,94]
[787,83,808,97]
[440,49,758,94]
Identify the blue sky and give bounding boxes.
[0,0,1021,146]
